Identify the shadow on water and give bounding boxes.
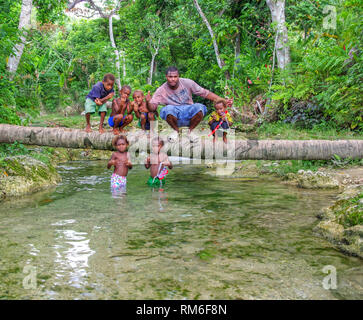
[0,160,362,299]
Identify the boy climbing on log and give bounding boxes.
[108,135,132,195]
[208,99,233,144]
[145,137,172,188]
[85,73,115,133]
[132,90,158,132]
[108,85,133,135]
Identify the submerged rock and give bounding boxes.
[286,170,340,189]
[205,161,265,178]
[314,185,362,259]
[0,155,61,201]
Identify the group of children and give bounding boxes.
[85,73,233,194]
[84,73,233,141]
[108,135,173,195]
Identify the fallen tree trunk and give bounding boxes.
[0,124,362,160]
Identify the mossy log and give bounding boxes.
[0,124,362,160]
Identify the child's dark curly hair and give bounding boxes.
[112,135,129,148]
[214,99,226,108]
[132,89,144,98]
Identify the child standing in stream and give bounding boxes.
[108,135,132,195]
[145,137,172,188]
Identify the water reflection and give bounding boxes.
[53,221,95,289]
[151,188,169,212]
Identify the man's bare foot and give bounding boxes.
[113,128,120,135]
[119,128,126,133]
[85,125,92,133]
[99,127,105,134]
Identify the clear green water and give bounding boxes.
[0,161,362,300]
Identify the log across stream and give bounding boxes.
[0,124,362,160]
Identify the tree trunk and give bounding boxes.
[232,27,241,80]
[147,37,160,85]
[7,0,33,78]
[193,0,230,79]
[147,53,156,85]
[1,125,362,160]
[109,14,121,90]
[266,0,290,69]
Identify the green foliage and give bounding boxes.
[270,1,363,130]
[0,105,21,125]
[257,156,363,178]
[334,193,363,227]
[0,142,54,165]
[0,142,29,158]
[256,121,359,140]
[33,0,68,24]
[258,159,330,177]
[330,154,363,168]
[0,0,361,133]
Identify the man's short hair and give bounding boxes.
[165,66,179,75]
[103,73,115,82]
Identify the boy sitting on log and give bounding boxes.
[84,73,115,133]
[108,85,134,135]
[132,90,158,132]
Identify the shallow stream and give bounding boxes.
[0,160,362,299]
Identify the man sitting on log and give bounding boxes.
[147,66,233,142]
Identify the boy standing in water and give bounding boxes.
[145,137,172,188]
[208,99,233,143]
[132,90,158,131]
[108,135,132,194]
[85,73,115,133]
[108,85,133,135]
